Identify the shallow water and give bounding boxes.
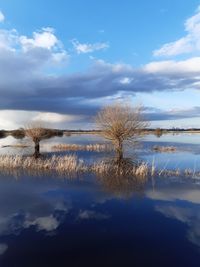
[2,133,200,170]
[0,133,200,266]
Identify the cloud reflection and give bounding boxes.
[155,204,200,248]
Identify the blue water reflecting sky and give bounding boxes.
[0,172,199,266]
[0,134,200,266]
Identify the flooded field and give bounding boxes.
[0,133,200,266]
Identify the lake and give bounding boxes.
[0,133,200,266]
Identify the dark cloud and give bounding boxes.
[1,55,200,118]
[145,106,200,121]
[1,27,200,125]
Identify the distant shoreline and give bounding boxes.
[1,128,200,139]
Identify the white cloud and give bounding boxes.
[154,5,200,56]
[0,27,68,68]
[0,29,19,51]
[0,11,5,23]
[20,27,59,51]
[2,17,200,128]
[71,39,109,54]
[119,77,133,84]
[144,57,200,74]
[0,110,84,130]
[32,112,79,123]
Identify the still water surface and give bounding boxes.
[0,133,200,266]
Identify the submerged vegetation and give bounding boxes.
[0,103,200,180]
[0,154,199,180]
[0,154,149,178]
[0,155,84,174]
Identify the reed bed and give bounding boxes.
[0,154,199,179]
[51,143,113,152]
[91,160,149,178]
[0,155,85,174]
[0,155,148,178]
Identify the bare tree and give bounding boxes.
[25,123,49,158]
[95,103,149,162]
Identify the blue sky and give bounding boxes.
[0,0,200,129]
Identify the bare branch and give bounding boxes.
[95,102,149,160]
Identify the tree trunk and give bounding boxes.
[116,139,123,164]
[116,140,123,176]
[33,140,40,159]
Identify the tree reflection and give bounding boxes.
[96,157,148,198]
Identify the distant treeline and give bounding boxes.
[1,127,200,139]
[0,128,64,139]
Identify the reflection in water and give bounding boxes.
[156,204,200,248]
[97,171,147,198]
[78,210,110,220]
[95,157,148,198]
[0,133,200,266]
[146,181,200,250]
[0,244,8,255]
[0,173,199,266]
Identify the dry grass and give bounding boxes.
[52,143,113,152]
[0,154,149,178]
[152,145,177,152]
[0,155,85,174]
[91,159,149,178]
[0,154,199,179]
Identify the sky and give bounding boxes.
[0,0,200,129]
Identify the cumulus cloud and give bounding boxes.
[1,19,200,128]
[154,5,200,56]
[71,39,109,54]
[20,27,59,51]
[0,27,68,67]
[0,29,19,51]
[0,11,5,23]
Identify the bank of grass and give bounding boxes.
[52,143,113,152]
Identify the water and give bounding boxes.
[0,133,200,266]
